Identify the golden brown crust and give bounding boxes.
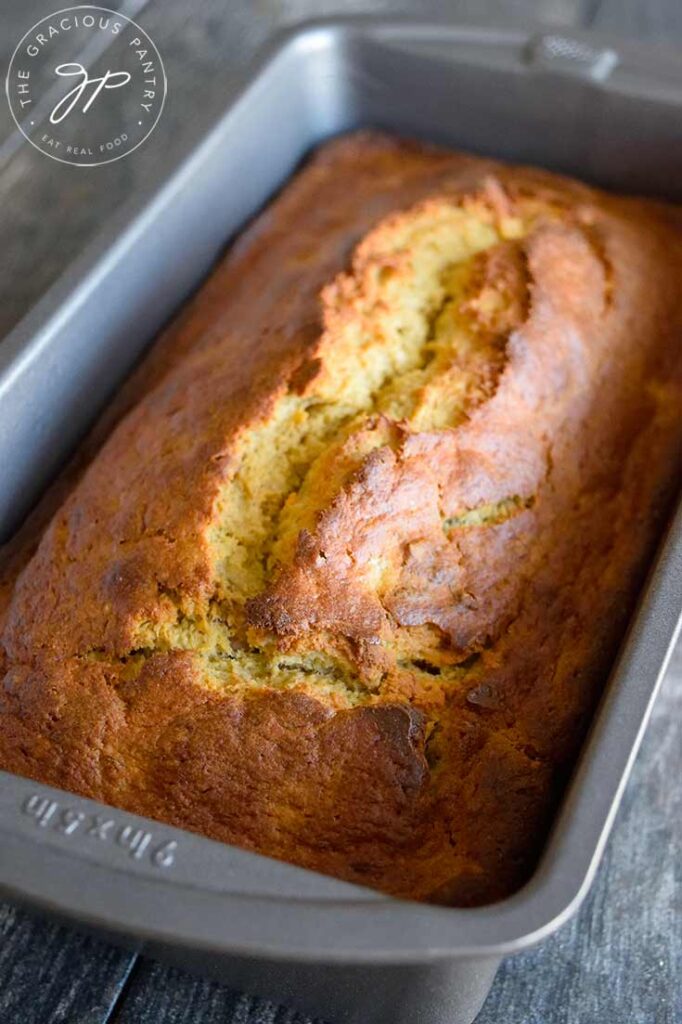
[1,132,681,904]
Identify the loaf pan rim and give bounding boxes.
[0,16,680,965]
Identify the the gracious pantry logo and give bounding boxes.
[5,5,166,166]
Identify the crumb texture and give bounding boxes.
[1,132,681,905]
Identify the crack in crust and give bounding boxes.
[13,190,544,706]
[1,132,681,906]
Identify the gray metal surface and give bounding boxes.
[0,0,592,344]
[0,18,680,1024]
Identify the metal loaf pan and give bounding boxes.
[0,19,681,1024]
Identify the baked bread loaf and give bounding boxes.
[1,133,681,905]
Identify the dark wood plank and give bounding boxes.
[0,904,135,1024]
[111,959,324,1024]
[589,0,682,38]
[275,0,591,27]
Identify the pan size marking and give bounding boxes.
[21,792,178,868]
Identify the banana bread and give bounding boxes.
[1,132,681,905]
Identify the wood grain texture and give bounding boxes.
[0,904,135,1024]
[590,0,682,39]
[111,960,323,1024]
[0,1,679,1023]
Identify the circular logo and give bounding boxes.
[5,5,166,167]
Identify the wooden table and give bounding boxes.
[0,2,679,1022]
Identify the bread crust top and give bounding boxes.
[1,133,681,904]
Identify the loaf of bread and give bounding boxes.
[1,133,681,905]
